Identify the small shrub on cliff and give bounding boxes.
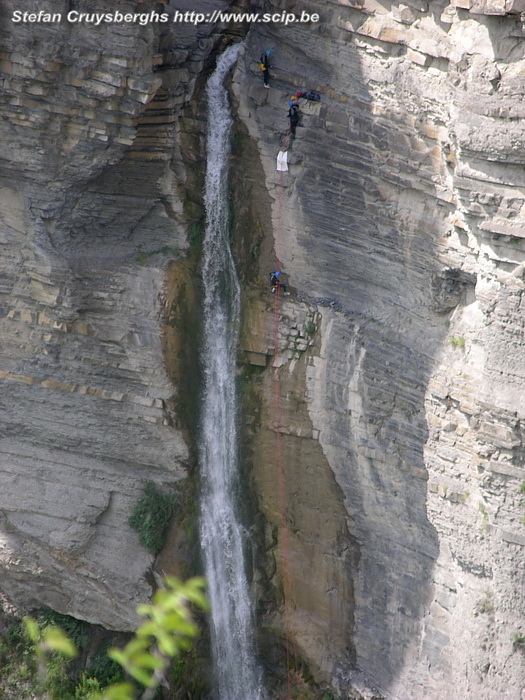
[129,481,177,554]
[187,222,204,257]
[449,335,465,350]
[512,631,525,652]
[474,590,494,620]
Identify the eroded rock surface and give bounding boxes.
[2,0,525,695]
[0,0,229,629]
[236,1,525,697]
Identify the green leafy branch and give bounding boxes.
[23,616,77,689]
[24,576,207,700]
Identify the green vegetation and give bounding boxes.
[187,222,204,258]
[0,605,124,699]
[39,610,89,649]
[240,363,265,382]
[0,577,206,700]
[74,674,104,698]
[475,590,494,619]
[84,643,123,687]
[478,502,488,521]
[101,577,206,698]
[449,335,466,349]
[0,612,39,698]
[512,631,525,652]
[24,616,77,695]
[166,272,202,437]
[129,481,177,554]
[289,654,315,686]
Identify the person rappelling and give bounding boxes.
[288,101,299,137]
[269,271,290,296]
[260,50,271,88]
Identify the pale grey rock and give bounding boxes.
[0,0,229,629]
[2,0,525,695]
[237,0,525,696]
[392,4,417,24]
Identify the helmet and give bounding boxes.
[266,50,271,55]
[274,271,281,277]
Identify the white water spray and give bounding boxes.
[199,44,263,700]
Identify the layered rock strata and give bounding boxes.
[235,0,525,697]
[1,0,525,696]
[0,0,232,628]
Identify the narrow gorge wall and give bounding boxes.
[2,0,525,697]
[235,1,525,697]
[0,0,236,629]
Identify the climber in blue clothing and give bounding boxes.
[270,271,290,295]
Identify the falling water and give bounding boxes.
[199,44,263,700]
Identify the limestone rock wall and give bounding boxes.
[0,0,231,629]
[2,0,525,693]
[235,1,525,697]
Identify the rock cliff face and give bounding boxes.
[235,1,525,697]
[1,0,525,697]
[0,0,232,628]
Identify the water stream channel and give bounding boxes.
[198,44,263,700]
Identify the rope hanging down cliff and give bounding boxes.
[269,65,323,692]
[272,124,299,699]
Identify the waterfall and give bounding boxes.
[199,44,263,700]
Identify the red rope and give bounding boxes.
[273,124,298,698]
[273,291,292,698]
